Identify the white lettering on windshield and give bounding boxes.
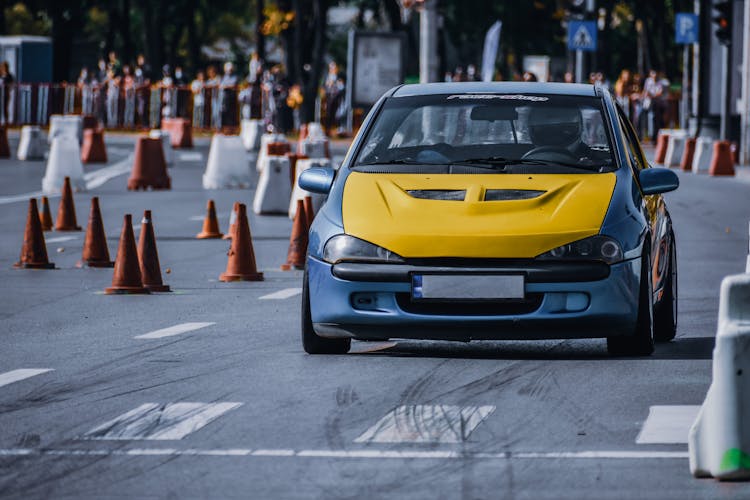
[446,94,549,102]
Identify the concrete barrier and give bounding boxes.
[689,273,750,480]
[17,125,46,161]
[253,156,292,214]
[48,114,83,144]
[692,137,714,174]
[42,135,86,193]
[149,129,174,166]
[256,133,287,172]
[241,119,264,151]
[664,131,688,168]
[288,158,331,219]
[203,134,251,189]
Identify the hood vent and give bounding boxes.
[484,189,545,201]
[406,189,466,201]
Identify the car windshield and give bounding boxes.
[353,93,617,174]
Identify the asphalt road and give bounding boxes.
[1,132,749,499]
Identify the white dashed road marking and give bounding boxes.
[259,288,302,300]
[636,405,700,444]
[355,405,496,443]
[0,448,690,460]
[134,322,215,340]
[178,152,203,162]
[83,402,242,440]
[45,236,78,243]
[0,369,54,389]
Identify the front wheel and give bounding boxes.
[607,253,654,356]
[301,269,350,355]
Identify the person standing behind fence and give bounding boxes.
[323,62,341,135]
[121,65,136,128]
[642,69,669,142]
[134,55,151,128]
[206,65,221,129]
[105,67,120,128]
[0,61,15,124]
[220,62,238,130]
[614,69,632,118]
[191,70,206,128]
[158,65,174,119]
[77,67,94,115]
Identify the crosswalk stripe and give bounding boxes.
[636,405,700,444]
[259,288,302,300]
[355,405,496,444]
[135,322,215,340]
[0,369,54,389]
[83,402,242,440]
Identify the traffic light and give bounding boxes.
[712,0,732,46]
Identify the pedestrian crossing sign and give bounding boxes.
[568,20,597,52]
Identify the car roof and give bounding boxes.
[391,82,599,98]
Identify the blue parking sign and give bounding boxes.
[568,21,597,52]
[675,13,698,44]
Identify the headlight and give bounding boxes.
[537,235,623,264]
[323,235,405,264]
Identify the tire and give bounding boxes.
[301,269,350,355]
[653,233,677,342]
[607,253,655,356]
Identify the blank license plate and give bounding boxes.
[411,274,525,301]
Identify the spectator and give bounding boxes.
[122,65,136,127]
[191,70,206,128]
[614,69,633,117]
[105,67,120,127]
[642,69,669,142]
[563,71,574,83]
[466,64,478,82]
[174,66,187,86]
[108,51,122,77]
[220,62,239,129]
[522,71,538,82]
[135,54,151,85]
[248,52,262,84]
[324,61,342,134]
[0,61,14,124]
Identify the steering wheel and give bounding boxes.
[521,146,577,162]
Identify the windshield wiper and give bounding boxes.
[358,158,432,166]
[453,157,607,172]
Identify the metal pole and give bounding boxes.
[682,45,690,129]
[741,0,750,163]
[720,43,730,141]
[575,50,584,83]
[419,0,439,83]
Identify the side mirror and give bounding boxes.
[299,167,335,194]
[639,167,679,195]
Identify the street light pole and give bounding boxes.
[419,0,438,83]
[742,0,750,163]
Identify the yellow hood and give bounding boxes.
[342,172,616,258]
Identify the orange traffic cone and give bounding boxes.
[680,137,696,172]
[196,200,223,239]
[709,140,735,176]
[303,196,315,231]
[281,199,309,271]
[54,176,82,231]
[0,126,9,158]
[81,129,108,163]
[79,197,114,267]
[105,214,150,294]
[222,202,240,240]
[219,203,264,281]
[127,136,171,190]
[14,198,55,269]
[654,133,668,164]
[138,210,170,292]
[38,196,54,231]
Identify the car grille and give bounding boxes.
[395,293,543,316]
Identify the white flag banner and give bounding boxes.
[481,20,503,82]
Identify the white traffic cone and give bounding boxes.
[299,139,328,159]
[202,134,251,189]
[256,133,287,172]
[149,129,174,166]
[241,119,264,151]
[48,114,83,144]
[253,155,292,214]
[307,122,327,140]
[42,135,86,194]
[17,125,46,160]
[289,158,331,219]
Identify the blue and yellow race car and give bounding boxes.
[299,82,679,356]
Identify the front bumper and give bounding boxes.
[308,256,641,341]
